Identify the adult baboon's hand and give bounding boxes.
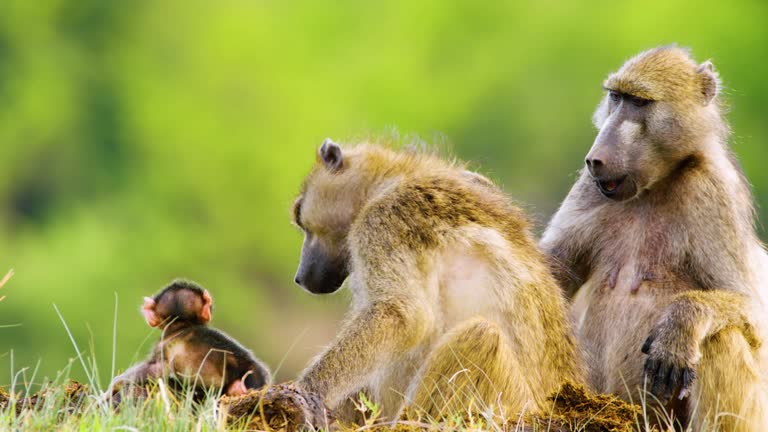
[640,318,700,403]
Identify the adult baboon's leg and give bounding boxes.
[406,317,536,420]
[688,328,768,432]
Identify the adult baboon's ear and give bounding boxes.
[319,138,343,172]
[697,60,719,106]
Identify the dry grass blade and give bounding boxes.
[0,269,13,302]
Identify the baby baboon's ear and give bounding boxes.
[200,290,213,323]
[142,297,161,327]
[319,138,343,172]
[697,60,719,106]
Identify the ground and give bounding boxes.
[1,379,651,431]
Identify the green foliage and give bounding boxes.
[0,0,766,390]
[355,391,383,427]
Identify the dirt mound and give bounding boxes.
[221,382,334,431]
[2,381,90,416]
[0,386,9,409]
[220,381,644,432]
[2,380,646,431]
[524,381,648,432]
[21,381,90,414]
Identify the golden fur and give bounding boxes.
[293,141,584,421]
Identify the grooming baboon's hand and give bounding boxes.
[641,320,700,403]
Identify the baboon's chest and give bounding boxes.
[573,217,698,396]
[571,270,690,396]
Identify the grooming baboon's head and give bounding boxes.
[291,139,361,295]
[587,46,723,201]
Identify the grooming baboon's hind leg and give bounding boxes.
[688,329,768,432]
[332,389,374,425]
[405,317,534,420]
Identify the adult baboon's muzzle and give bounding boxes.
[294,247,348,295]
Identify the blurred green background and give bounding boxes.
[1,0,766,390]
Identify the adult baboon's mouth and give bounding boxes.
[595,176,627,198]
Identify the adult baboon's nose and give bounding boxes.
[585,157,605,177]
[294,274,303,286]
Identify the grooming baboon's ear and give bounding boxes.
[319,138,343,172]
[697,60,719,105]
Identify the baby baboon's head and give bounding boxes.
[587,46,723,201]
[143,280,212,328]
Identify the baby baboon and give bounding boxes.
[111,280,271,396]
[292,139,583,420]
[541,46,768,431]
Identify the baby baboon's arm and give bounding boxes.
[109,357,163,392]
[641,289,760,401]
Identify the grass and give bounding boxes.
[0,378,633,432]
[0,354,647,432]
[1,281,231,431]
[0,351,725,432]
[0,271,730,431]
[0,269,12,301]
[1,375,228,431]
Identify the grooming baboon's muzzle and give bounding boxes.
[586,122,639,201]
[592,175,638,201]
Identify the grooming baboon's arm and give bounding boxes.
[298,299,432,408]
[641,289,761,401]
[544,243,589,299]
[540,175,597,298]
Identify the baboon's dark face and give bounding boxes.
[291,189,353,295]
[294,230,350,295]
[587,90,685,201]
[291,139,360,294]
[587,49,719,202]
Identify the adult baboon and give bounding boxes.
[541,46,768,430]
[293,139,583,420]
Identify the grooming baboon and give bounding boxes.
[111,280,271,397]
[541,46,768,430]
[292,139,583,420]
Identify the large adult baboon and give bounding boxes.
[541,46,768,430]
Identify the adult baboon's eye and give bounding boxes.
[609,91,621,103]
[630,96,651,107]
